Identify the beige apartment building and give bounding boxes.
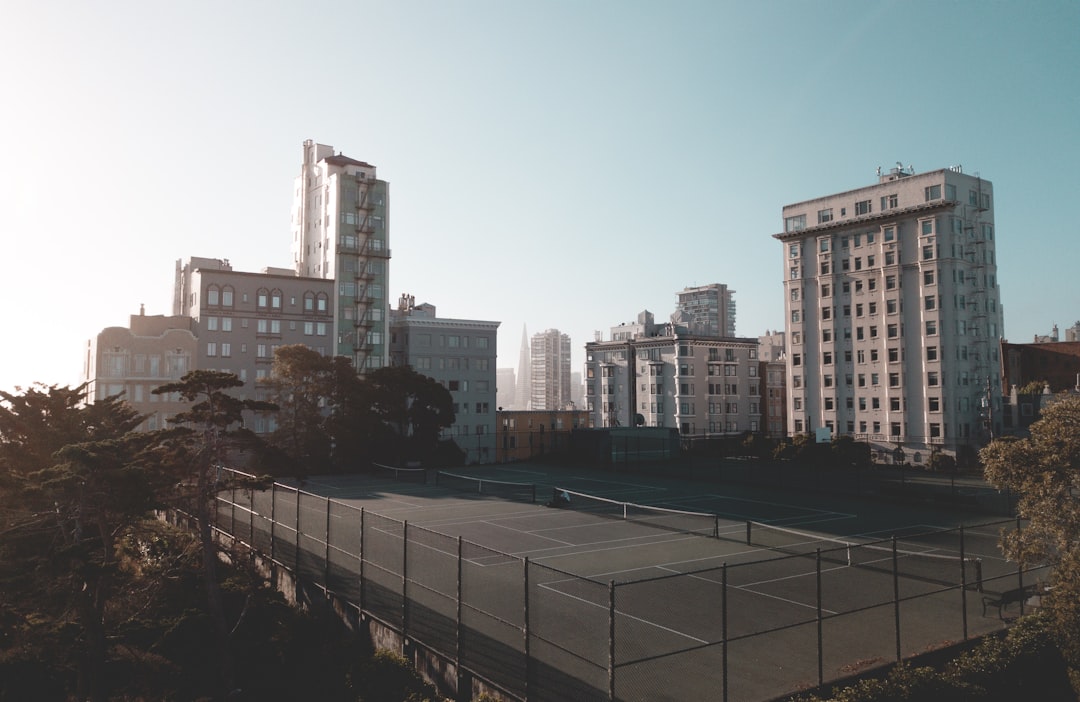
[775,166,1004,462]
[586,301,761,434]
[84,309,197,431]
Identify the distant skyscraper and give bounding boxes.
[291,140,390,372]
[496,367,517,410]
[530,329,572,410]
[516,325,531,410]
[674,284,736,337]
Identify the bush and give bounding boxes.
[790,613,1076,701]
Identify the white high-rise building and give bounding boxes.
[292,140,390,372]
[775,165,1004,461]
[530,329,571,410]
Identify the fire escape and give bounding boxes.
[351,175,390,371]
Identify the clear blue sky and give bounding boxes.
[1,0,1077,394]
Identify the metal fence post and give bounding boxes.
[456,536,463,694]
[960,525,968,640]
[295,487,301,570]
[608,580,616,702]
[523,557,530,702]
[324,496,332,588]
[359,508,365,613]
[816,548,823,688]
[402,520,409,639]
[722,563,728,702]
[269,483,276,563]
[892,536,901,662]
[249,486,255,555]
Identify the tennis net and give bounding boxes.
[748,521,982,590]
[371,462,428,484]
[436,471,537,503]
[551,487,719,538]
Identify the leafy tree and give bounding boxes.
[831,435,872,469]
[1017,379,1049,396]
[261,345,336,475]
[981,393,1080,667]
[0,385,149,701]
[150,370,275,697]
[365,365,456,466]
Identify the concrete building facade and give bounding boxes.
[674,283,736,337]
[530,329,572,410]
[291,140,391,373]
[389,295,500,464]
[775,166,1004,461]
[85,309,197,431]
[585,333,762,434]
[173,256,336,432]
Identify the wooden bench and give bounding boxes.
[981,585,1039,619]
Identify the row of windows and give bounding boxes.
[786,183,987,236]
[443,379,494,393]
[204,286,332,313]
[412,357,490,372]
[407,333,491,349]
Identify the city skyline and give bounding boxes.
[2,2,1079,394]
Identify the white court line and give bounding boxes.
[479,520,577,547]
[534,580,709,646]
[656,564,842,616]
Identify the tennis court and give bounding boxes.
[218,463,1041,701]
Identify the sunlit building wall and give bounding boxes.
[775,166,1004,461]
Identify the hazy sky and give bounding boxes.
[2,1,1078,394]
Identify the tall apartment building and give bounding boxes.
[530,329,572,410]
[775,166,1004,460]
[291,140,390,372]
[389,295,500,464]
[675,284,736,337]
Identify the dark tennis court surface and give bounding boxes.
[270,460,1035,701]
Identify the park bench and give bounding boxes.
[981,584,1040,619]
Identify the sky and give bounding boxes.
[1,0,1078,394]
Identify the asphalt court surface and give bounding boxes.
[275,461,1021,701]
[294,461,1012,597]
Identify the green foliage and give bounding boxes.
[831,435,872,469]
[791,613,1075,701]
[926,450,956,473]
[353,649,440,702]
[1017,379,1049,396]
[261,348,459,473]
[742,432,776,459]
[981,395,1080,662]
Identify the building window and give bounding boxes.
[207,286,220,306]
[929,397,940,412]
[924,295,936,311]
[924,184,941,201]
[855,200,872,215]
[818,209,833,224]
[928,371,939,386]
[785,215,806,232]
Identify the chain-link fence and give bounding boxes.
[600,436,1019,516]
[211,468,1043,702]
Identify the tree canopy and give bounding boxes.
[261,347,459,473]
[981,393,1080,665]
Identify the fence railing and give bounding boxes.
[211,468,1044,702]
